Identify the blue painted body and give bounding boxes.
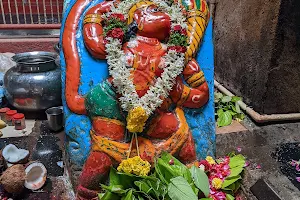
[185,19,216,159]
[60,0,215,166]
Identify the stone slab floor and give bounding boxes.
[217,117,300,200]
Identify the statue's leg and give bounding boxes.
[178,132,197,164]
[147,107,197,164]
[77,119,125,200]
[147,110,179,139]
[77,80,126,200]
[77,151,112,200]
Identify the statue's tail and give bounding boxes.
[62,0,91,115]
[177,0,210,61]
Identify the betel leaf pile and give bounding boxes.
[214,92,245,127]
[98,152,246,200]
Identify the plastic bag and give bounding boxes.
[0,53,15,105]
[0,53,15,73]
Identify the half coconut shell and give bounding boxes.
[24,162,47,190]
[2,144,29,164]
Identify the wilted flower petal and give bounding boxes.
[256,164,261,169]
[290,160,298,166]
[244,161,250,167]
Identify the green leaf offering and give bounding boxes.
[159,152,193,183]
[190,166,210,197]
[122,189,133,200]
[222,175,242,189]
[229,155,246,169]
[215,92,245,127]
[134,181,153,195]
[156,158,177,183]
[228,166,244,178]
[231,96,241,103]
[222,154,246,191]
[214,92,223,102]
[217,110,232,127]
[235,102,241,114]
[226,193,235,200]
[221,96,232,103]
[100,191,121,200]
[98,152,246,200]
[168,176,198,200]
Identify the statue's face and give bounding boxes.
[134,5,171,41]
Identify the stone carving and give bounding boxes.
[61,0,215,199]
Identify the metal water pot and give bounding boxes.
[4,51,62,111]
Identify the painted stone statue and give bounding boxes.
[61,0,215,199]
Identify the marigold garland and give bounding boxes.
[126,106,148,133]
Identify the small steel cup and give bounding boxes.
[46,107,64,132]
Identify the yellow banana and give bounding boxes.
[0,120,6,129]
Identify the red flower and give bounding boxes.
[103,38,109,45]
[181,29,187,35]
[168,46,187,53]
[198,160,211,171]
[173,25,182,32]
[107,28,124,41]
[109,13,125,22]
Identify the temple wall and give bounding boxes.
[213,0,300,114]
[0,38,58,53]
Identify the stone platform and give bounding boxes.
[1,117,300,200]
[0,121,74,200]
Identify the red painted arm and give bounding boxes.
[83,1,116,59]
[62,0,115,114]
[170,59,209,108]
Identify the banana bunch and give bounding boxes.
[0,120,6,137]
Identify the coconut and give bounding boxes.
[2,144,29,164]
[0,164,26,194]
[24,162,47,190]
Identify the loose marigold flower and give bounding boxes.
[211,178,223,189]
[206,156,216,165]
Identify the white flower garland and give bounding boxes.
[105,0,187,115]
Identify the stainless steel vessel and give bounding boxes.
[4,51,62,111]
[46,106,64,132]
